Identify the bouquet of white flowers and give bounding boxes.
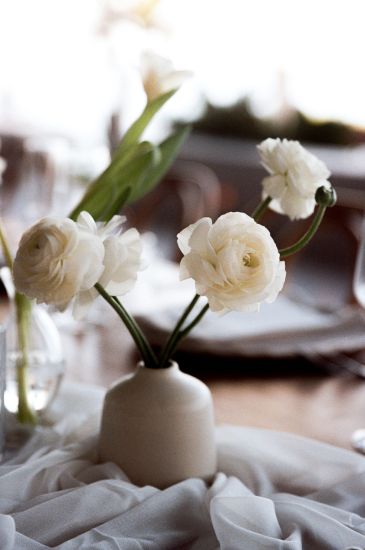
[0,59,336,427]
[3,125,337,487]
[12,138,336,375]
[0,52,337,486]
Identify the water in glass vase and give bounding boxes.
[5,350,64,413]
[5,303,65,417]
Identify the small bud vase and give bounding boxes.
[5,302,65,417]
[98,361,217,488]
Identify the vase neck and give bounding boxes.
[137,360,179,375]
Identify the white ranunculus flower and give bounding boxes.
[257,138,331,220]
[13,216,105,311]
[178,212,286,313]
[140,51,191,102]
[72,212,143,319]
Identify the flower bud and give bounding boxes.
[315,185,337,207]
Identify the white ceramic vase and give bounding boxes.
[98,361,217,488]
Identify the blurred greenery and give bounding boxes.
[192,98,365,145]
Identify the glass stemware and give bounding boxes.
[0,328,6,461]
[351,214,365,453]
[353,216,365,309]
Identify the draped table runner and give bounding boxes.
[1,382,365,549]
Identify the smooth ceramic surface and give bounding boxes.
[99,362,217,488]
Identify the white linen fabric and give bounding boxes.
[1,383,365,549]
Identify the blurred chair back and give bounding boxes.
[0,134,59,253]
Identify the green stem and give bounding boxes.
[0,218,36,424]
[279,205,327,258]
[95,283,158,368]
[0,219,14,270]
[164,303,210,362]
[159,294,200,368]
[176,302,209,342]
[111,294,159,366]
[251,196,272,222]
[14,293,37,425]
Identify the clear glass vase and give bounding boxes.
[4,301,65,418]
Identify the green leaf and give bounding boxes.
[69,124,191,223]
[76,185,132,223]
[70,143,158,222]
[119,89,177,153]
[127,125,191,203]
[92,142,153,198]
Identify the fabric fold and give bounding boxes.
[1,385,365,549]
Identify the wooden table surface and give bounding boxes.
[62,305,365,451]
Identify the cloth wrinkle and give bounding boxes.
[1,383,365,549]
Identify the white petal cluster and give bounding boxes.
[13,216,105,311]
[257,138,331,220]
[178,212,286,314]
[73,212,143,319]
[140,51,191,102]
[13,212,143,318]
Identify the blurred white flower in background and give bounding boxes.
[97,0,162,33]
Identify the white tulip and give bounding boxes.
[13,216,105,311]
[140,51,191,102]
[178,212,286,313]
[257,138,331,220]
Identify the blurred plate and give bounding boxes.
[125,257,365,359]
[125,205,364,359]
[136,296,365,359]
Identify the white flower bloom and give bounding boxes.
[140,51,191,102]
[73,212,143,319]
[257,138,331,220]
[76,210,126,239]
[13,212,144,319]
[100,228,143,295]
[13,216,105,311]
[178,212,286,314]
